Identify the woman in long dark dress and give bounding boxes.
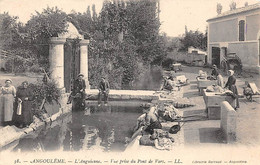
[13,81,34,128]
[224,70,239,110]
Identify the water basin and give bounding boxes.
[13,102,145,152]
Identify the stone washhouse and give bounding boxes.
[49,22,90,91]
[48,22,159,101]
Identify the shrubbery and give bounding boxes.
[132,64,163,90]
[162,58,175,70]
[28,80,61,117]
[1,1,167,90]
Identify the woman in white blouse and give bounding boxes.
[0,79,16,126]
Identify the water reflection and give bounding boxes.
[13,114,72,152]
[13,104,142,152]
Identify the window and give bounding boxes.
[239,20,245,41]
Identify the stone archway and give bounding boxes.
[49,22,90,91]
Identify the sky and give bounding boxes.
[0,0,259,37]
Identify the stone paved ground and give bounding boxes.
[165,65,260,146]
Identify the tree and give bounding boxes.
[0,12,37,73]
[1,1,167,89]
[26,7,68,40]
[92,4,98,22]
[179,26,207,51]
[165,36,181,52]
[74,0,166,89]
[0,12,23,49]
[126,0,166,65]
[25,7,68,70]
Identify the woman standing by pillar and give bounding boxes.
[0,79,16,126]
[224,70,239,110]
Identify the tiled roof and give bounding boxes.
[207,2,260,22]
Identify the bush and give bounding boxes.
[29,64,42,73]
[132,64,163,90]
[5,58,27,73]
[28,79,61,116]
[162,58,175,70]
[3,48,38,73]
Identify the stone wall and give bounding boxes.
[220,101,237,143]
[167,52,206,65]
[209,18,238,42]
[246,14,260,40]
[0,94,72,150]
[228,42,259,73]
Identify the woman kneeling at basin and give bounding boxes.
[13,81,34,128]
[131,104,162,141]
[142,104,162,135]
[161,76,176,91]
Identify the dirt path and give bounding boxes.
[0,73,40,87]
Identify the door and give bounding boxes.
[212,47,220,68]
[64,39,80,93]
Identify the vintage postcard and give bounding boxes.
[0,0,259,164]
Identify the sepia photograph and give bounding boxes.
[0,0,260,164]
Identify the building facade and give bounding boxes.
[207,3,260,73]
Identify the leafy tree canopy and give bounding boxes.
[1,1,167,89]
[179,26,207,52]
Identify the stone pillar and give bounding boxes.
[79,39,90,89]
[49,37,66,89]
[221,101,237,143]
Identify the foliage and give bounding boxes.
[162,58,175,69]
[24,80,61,118]
[68,0,166,89]
[4,48,37,73]
[67,9,93,38]
[164,36,181,52]
[125,0,166,65]
[0,12,24,49]
[179,26,207,52]
[132,64,163,90]
[25,6,68,71]
[2,7,68,73]
[1,1,167,89]
[29,63,43,73]
[86,0,166,89]
[26,7,68,40]
[29,80,61,107]
[0,13,40,73]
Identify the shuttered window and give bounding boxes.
[239,20,245,41]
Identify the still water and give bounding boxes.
[13,103,143,152]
